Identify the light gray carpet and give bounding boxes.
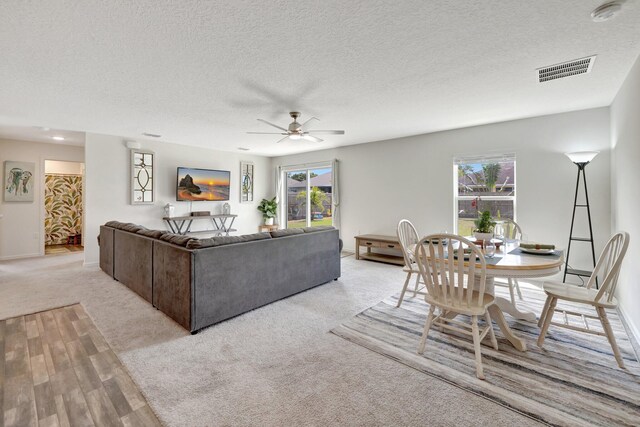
[332,291,640,426]
[1,254,543,426]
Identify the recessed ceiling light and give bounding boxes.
[52,136,65,141]
[237,147,250,151]
[591,1,623,22]
[142,132,162,138]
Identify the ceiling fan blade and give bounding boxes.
[276,135,290,144]
[246,132,288,135]
[306,130,345,135]
[257,118,288,132]
[299,117,319,130]
[303,135,323,143]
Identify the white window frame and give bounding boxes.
[279,161,333,228]
[453,154,517,234]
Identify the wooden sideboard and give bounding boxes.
[354,234,404,266]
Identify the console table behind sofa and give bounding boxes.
[99,223,341,333]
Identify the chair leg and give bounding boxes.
[514,278,523,300]
[508,278,516,305]
[412,272,421,297]
[537,297,557,347]
[484,311,498,350]
[397,271,412,308]
[471,315,485,380]
[417,305,435,354]
[597,307,626,369]
[538,294,553,327]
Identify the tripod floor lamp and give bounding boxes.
[563,151,599,286]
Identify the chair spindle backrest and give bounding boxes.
[397,219,420,267]
[591,232,629,304]
[502,219,523,241]
[415,233,487,309]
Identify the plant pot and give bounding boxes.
[474,231,493,242]
[265,218,274,226]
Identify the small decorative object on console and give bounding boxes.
[222,202,231,215]
[190,211,210,217]
[163,203,175,218]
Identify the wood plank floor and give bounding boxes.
[44,245,84,256]
[1,304,161,427]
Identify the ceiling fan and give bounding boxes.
[247,112,345,143]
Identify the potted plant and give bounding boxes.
[257,197,277,225]
[473,210,496,241]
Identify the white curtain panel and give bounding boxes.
[275,165,284,226]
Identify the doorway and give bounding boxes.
[285,165,333,229]
[44,160,84,255]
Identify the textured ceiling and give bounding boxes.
[1,0,639,156]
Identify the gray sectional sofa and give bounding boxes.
[99,222,341,333]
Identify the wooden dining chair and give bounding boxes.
[415,234,498,379]
[495,219,524,304]
[537,232,630,368]
[396,219,426,307]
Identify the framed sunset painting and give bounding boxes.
[176,167,230,201]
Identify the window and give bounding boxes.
[282,164,333,229]
[454,154,516,236]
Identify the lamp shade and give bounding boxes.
[565,151,598,164]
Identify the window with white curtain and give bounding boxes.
[454,153,516,235]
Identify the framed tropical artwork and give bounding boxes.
[240,161,254,203]
[4,161,35,202]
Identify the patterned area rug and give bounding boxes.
[331,284,640,426]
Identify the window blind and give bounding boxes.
[453,153,516,165]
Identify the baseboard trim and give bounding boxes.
[617,304,640,361]
[83,261,99,268]
[0,252,42,261]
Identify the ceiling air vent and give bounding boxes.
[537,56,596,83]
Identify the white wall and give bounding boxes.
[0,139,85,259]
[84,134,272,266]
[611,55,640,341]
[272,108,612,282]
[45,160,84,175]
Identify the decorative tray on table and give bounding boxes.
[452,248,479,260]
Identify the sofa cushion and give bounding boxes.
[105,220,126,229]
[104,221,146,233]
[159,233,194,247]
[136,229,167,239]
[186,232,272,249]
[270,228,304,238]
[123,223,146,232]
[301,226,335,233]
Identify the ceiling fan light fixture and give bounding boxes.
[249,111,344,144]
[591,1,623,22]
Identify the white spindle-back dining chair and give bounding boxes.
[415,234,498,379]
[495,219,524,304]
[396,219,426,307]
[537,232,630,368]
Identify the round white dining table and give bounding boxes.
[474,242,564,351]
